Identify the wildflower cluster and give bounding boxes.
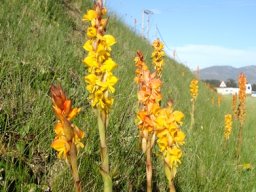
[135,51,161,152]
[151,39,165,77]
[135,48,185,190]
[155,102,185,176]
[224,114,232,140]
[238,73,246,124]
[190,79,198,101]
[83,0,118,112]
[50,85,85,159]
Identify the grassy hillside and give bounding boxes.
[1,0,256,191]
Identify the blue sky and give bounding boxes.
[106,0,256,70]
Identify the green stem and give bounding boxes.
[146,139,152,192]
[68,143,81,192]
[169,181,176,192]
[236,123,243,159]
[190,100,195,130]
[97,109,112,192]
[164,163,176,192]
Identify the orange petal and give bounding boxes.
[63,100,72,117]
[68,108,81,120]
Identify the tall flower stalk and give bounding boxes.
[151,39,165,78]
[155,102,185,192]
[189,79,198,129]
[135,47,185,191]
[82,0,118,190]
[236,73,246,158]
[135,51,161,192]
[50,84,85,192]
[224,114,232,141]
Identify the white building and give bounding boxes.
[216,81,252,95]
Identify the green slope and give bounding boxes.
[1,0,256,191]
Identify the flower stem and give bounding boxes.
[164,163,176,192]
[146,139,152,192]
[169,181,176,192]
[190,100,195,130]
[68,143,81,192]
[236,123,243,159]
[97,109,112,192]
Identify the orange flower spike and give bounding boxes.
[238,73,247,124]
[50,84,84,154]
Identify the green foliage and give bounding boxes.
[1,0,256,191]
[202,79,221,88]
[226,78,238,88]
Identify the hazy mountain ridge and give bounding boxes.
[199,65,256,84]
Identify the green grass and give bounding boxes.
[1,0,256,191]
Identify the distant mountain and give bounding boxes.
[199,65,256,84]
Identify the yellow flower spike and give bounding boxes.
[151,39,165,78]
[190,79,199,100]
[224,114,232,140]
[189,79,199,129]
[83,4,117,190]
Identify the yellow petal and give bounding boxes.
[85,74,98,85]
[173,111,184,124]
[101,58,117,71]
[103,35,116,47]
[82,10,97,21]
[83,55,98,67]
[83,40,93,52]
[51,137,70,159]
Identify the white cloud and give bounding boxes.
[172,45,256,70]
